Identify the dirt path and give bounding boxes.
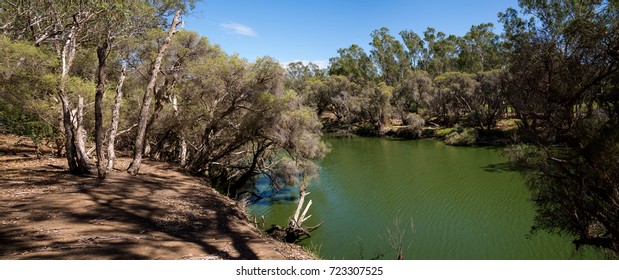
[0,134,313,260]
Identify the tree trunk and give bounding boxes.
[59,25,91,175]
[142,76,178,156]
[75,95,90,163]
[127,10,181,175]
[107,64,126,171]
[147,76,177,134]
[172,94,187,166]
[55,95,65,157]
[94,40,110,179]
[179,137,187,166]
[59,29,79,174]
[230,142,270,197]
[59,94,81,174]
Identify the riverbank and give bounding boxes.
[0,134,313,260]
[322,117,519,146]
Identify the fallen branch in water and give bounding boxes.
[267,176,323,243]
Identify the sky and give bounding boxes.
[182,0,520,68]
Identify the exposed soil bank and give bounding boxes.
[0,134,313,260]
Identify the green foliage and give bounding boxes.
[393,70,433,116]
[0,99,56,143]
[502,144,543,168]
[444,127,478,146]
[500,0,619,256]
[316,24,508,133]
[400,30,425,70]
[0,36,59,144]
[431,72,478,124]
[314,9,516,135]
[456,23,503,73]
[358,82,393,134]
[369,27,409,86]
[329,44,376,85]
[472,70,508,130]
[286,61,323,93]
[66,76,97,98]
[164,48,327,196]
[435,127,455,137]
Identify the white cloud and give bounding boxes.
[281,60,329,69]
[220,22,257,37]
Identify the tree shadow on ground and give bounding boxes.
[0,163,264,259]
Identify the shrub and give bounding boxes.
[0,100,55,145]
[444,128,478,146]
[403,113,424,127]
[435,127,455,137]
[397,113,425,139]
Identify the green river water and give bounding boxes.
[249,136,602,259]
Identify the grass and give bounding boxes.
[435,127,455,137]
[302,243,323,260]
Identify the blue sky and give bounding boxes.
[183,0,520,68]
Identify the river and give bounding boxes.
[249,135,602,259]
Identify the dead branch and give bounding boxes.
[268,176,323,243]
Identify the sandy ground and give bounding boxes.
[0,134,313,260]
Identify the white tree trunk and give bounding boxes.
[127,10,181,175]
[75,95,89,162]
[172,93,187,166]
[58,17,94,175]
[107,65,126,170]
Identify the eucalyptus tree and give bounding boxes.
[308,78,328,114]
[329,44,376,86]
[146,31,220,164]
[149,30,214,131]
[0,0,197,177]
[177,54,327,197]
[392,70,433,117]
[456,23,502,73]
[285,61,323,93]
[358,82,393,134]
[431,72,478,124]
[106,63,127,170]
[127,9,182,175]
[90,1,163,179]
[420,28,461,76]
[285,62,330,115]
[419,27,436,73]
[322,75,360,124]
[0,0,108,174]
[431,33,459,75]
[429,70,506,130]
[400,30,425,70]
[474,70,508,130]
[501,0,619,256]
[369,27,409,86]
